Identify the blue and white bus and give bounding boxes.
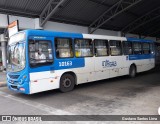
[7,30,155,94]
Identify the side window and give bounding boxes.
[29,40,53,67]
[109,40,122,56]
[123,41,132,55]
[94,39,108,56]
[55,38,73,58]
[74,39,93,57]
[133,42,142,54]
[142,43,150,54]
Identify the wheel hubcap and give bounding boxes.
[63,78,71,88]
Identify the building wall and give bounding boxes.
[44,21,119,36]
[43,21,157,40]
[9,15,35,29]
[0,14,8,28]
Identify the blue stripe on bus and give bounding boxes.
[126,37,154,43]
[129,54,154,60]
[53,58,85,70]
[29,58,85,73]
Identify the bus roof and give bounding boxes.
[24,29,126,41]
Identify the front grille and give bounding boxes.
[8,75,19,79]
[9,80,18,85]
[9,80,14,84]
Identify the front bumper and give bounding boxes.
[7,81,30,94]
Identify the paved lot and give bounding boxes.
[0,67,160,123]
[0,72,6,87]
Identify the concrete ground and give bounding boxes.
[0,67,160,123]
[0,72,6,87]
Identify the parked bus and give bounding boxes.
[7,30,155,94]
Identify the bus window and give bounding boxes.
[94,39,108,56]
[109,40,122,56]
[123,41,132,55]
[29,40,53,67]
[74,39,93,57]
[55,38,73,58]
[133,42,142,54]
[142,43,150,54]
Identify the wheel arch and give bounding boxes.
[128,63,137,78]
[61,71,77,85]
[130,63,137,72]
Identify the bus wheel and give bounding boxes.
[60,74,75,92]
[129,65,136,78]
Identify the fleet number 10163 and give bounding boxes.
[59,61,72,67]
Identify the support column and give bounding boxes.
[1,41,7,69]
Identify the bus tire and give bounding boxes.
[60,74,75,92]
[129,65,136,78]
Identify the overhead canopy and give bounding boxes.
[0,0,160,38]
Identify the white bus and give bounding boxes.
[7,30,155,94]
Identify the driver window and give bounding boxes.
[29,40,53,67]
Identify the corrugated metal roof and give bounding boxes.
[0,0,160,37]
[25,0,50,13]
[0,0,6,7]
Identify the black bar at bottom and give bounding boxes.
[0,115,160,121]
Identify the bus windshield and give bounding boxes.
[7,33,26,72]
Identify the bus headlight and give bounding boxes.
[19,79,24,85]
[19,75,27,85]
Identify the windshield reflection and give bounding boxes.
[7,42,25,72]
